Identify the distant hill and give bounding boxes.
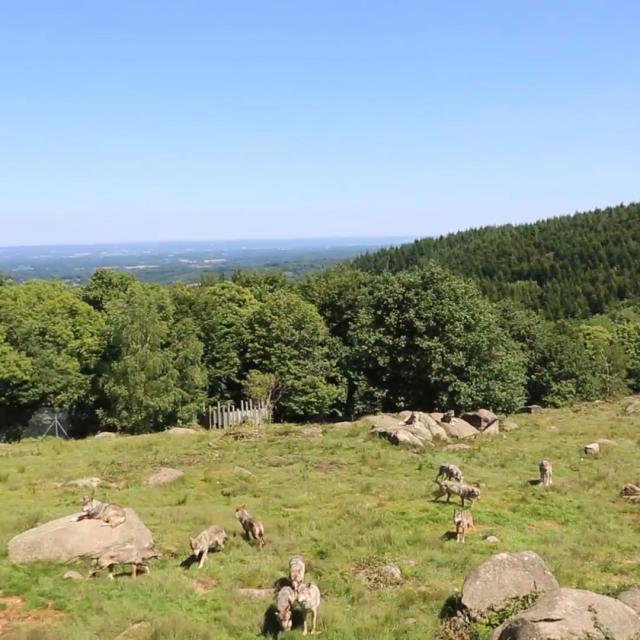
[353,202,640,319]
[0,237,412,285]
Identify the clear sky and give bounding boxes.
[1,1,638,246]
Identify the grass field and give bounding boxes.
[1,399,640,639]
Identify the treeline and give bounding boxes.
[354,202,640,319]
[2,261,640,439]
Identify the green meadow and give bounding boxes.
[1,399,640,639]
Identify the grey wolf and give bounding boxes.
[190,525,227,568]
[235,505,266,547]
[297,582,321,635]
[76,496,126,528]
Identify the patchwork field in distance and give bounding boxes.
[1,399,640,639]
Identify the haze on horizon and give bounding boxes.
[1,2,638,247]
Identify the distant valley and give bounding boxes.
[0,237,411,284]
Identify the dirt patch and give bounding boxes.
[178,453,207,466]
[193,577,218,595]
[351,559,404,590]
[0,593,63,637]
[314,460,345,474]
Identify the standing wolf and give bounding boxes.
[539,459,553,487]
[435,463,464,483]
[190,525,227,568]
[434,481,480,507]
[453,509,474,543]
[274,586,296,631]
[235,505,266,547]
[297,582,321,635]
[75,496,126,528]
[89,543,159,579]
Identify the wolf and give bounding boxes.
[76,496,126,528]
[435,463,464,483]
[289,555,306,591]
[453,509,474,543]
[89,543,159,579]
[434,481,480,507]
[539,459,553,487]
[297,582,321,635]
[190,525,227,569]
[275,585,296,631]
[235,505,266,547]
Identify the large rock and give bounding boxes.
[461,409,498,431]
[462,551,559,620]
[362,414,400,430]
[369,413,434,448]
[8,509,155,564]
[493,588,640,639]
[482,421,500,436]
[618,587,640,615]
[443,418,479,440]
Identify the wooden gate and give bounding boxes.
[206,400,272,429]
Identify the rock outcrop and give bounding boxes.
[461,409,498,431]
[8,509,155,564]
[442,418,478,440]
[461,551,559,620]
[493,588,640,639]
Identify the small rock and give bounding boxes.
[584,442,600,455]
[501,419,519,432]
[220,487,233,497]
[302,426,323,438]
[484,536,500,544]
[66,476,102,489]
[94,431,117,439]
[233,466,253,478]
[63,570,85,580]
[381,564,402,582]
[146,467,184,486]
[445,443,472,452]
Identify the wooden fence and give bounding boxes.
[205,400,272,429]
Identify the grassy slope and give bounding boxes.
[1,400,640,639]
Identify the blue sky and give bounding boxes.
[0,1,638,246]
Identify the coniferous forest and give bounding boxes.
[354,202,640,319]
[2,202,640,439]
